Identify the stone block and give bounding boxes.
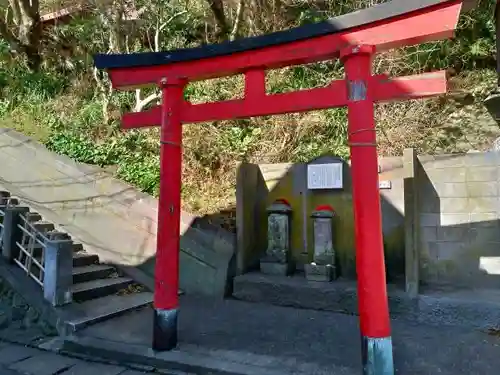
[421,154,465,168]
[260,262,294,276]
[439,198,468,214]
[470,212,498,226]
[466,166,497,182]
[419,214,439,227]
[439,213,469,226]
[425,167,466,182]
[465,152,500,166]
[436,227,471,242]
[466,181,498,197]
[304,263,336,282]
[433,182,467,198]
[467,197,499,213]
[428,241,465,262]
[420,241,436,261]
[421,227,437,242]
[419,196,440,213]
[468,226,500,243]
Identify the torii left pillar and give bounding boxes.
[153,77,186,351]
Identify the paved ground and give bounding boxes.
[75,296,500,375]
[0,340,164,375]
[0,279,189,375]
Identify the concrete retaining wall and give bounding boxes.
[413,152,500,288]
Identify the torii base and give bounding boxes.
[362,336,395,375]
[152,308,178,351]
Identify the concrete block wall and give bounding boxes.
[416,152,500,288]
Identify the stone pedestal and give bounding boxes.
[305,263,336,282]
[305,208,337,282]
[260,200,293,276]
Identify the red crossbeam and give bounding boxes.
[108,1,461,89]
[121,71,446,129]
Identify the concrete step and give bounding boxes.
[63,292,153,332]
[30,242,85,259]
[72,277,135,302]
[72,264,115,284]
[72,252,98,267]
[71,243,84,252]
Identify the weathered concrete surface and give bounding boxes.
[62,295,500,375]
[0,340,191,375]
[0,128,235,298]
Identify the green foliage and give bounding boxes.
[45,129,161,195]
[0,65,67,108]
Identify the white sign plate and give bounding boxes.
[307,163,343,190]
[379,180,392,189]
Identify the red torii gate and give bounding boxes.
[94,1,468,374]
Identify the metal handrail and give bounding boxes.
[13,213,49,288]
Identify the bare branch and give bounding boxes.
[7,0,21,25]
[135,91,161,112]
[159,10,188,32]
[230,0,245,41]
[17,0,35,22]
[0,17,22,52]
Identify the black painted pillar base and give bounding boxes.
[361,335,394,375]
[152,308,178,351]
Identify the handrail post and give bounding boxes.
[1,205,29,262]
[43,234,73,307]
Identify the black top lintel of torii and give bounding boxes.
[94,0,476,70]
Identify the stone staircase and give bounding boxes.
[0,190,153,334]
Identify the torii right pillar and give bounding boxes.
[341,45,393,375]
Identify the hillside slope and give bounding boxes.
[0,0,498,216]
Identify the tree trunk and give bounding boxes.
[0,0,42,71]
[206,0,229,38]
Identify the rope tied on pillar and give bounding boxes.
[348,127,377,147]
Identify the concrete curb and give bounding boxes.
[61,336,279,375]
[59,335,356,375]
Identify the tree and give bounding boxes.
[206,0,245,41]
[0,0,42,71]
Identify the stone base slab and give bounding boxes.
[304,264,336,282]
[260,262,294,276]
